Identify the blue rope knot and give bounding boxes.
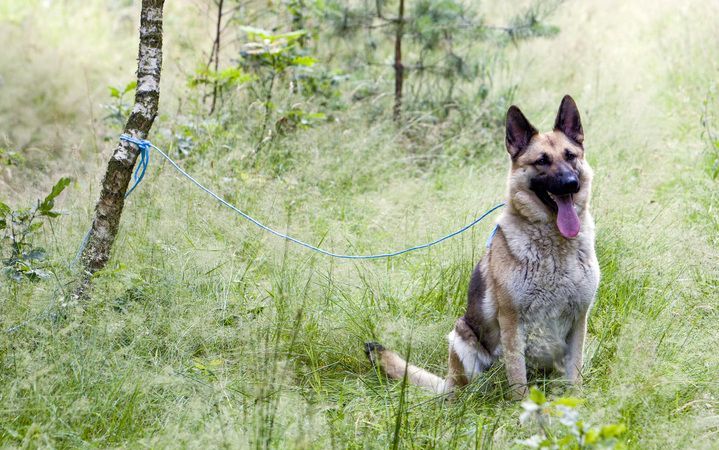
[121,135,151,198]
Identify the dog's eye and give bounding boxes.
[565,149,577,161]
[534,154,551,166]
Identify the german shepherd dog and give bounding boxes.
[366,95,600,399]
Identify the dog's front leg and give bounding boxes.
[564,311,588,384]
[498,308,527,400]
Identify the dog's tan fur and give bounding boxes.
[366,96,600,399]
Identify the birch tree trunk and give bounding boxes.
[76,0,165,298]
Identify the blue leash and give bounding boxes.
[82,135,504,260]
[485,224,499,249]
[125,137,150,198]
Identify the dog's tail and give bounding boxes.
[364,342,449,394]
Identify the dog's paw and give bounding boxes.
[364,341,385,366]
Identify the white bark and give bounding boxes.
[77,0,165,297]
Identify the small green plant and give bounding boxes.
[293,68,346,107]
[103,80,137,127]
[188,65,254,110]
[238,27,318,149]
[275,108,326,134]
[701,89,719,179]
[0,177,70,281]
[0,146,24,167]
[516,387,627,449]
[708,139,719,179]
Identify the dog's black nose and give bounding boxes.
[555,172,580,195]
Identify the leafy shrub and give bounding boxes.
[0,145,24,167]
[188,66,254,98]
[103,81,137,128]
[237,27,325,149]
[516,387,627,449]
[275,108,326,134]
[0,177,69,281]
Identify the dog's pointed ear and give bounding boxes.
[506,105,538,159]
[554,95,584,145]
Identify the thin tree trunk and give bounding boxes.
[393,0,405,122]
[76,0,165,299]
[376,0,384,19]
[209,0,224,115]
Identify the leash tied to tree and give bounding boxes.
[115,134,505,260]
[124,138,150,198]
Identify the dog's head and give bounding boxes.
[505,95,593,238]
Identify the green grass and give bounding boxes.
[1,0,719,448]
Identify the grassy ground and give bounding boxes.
[1,0,718,448]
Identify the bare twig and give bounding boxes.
[209,0,224,115]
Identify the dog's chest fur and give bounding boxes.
[495,216,600,369]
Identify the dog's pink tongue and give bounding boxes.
[555,195,580,238]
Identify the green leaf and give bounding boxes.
[551,397,584,408]
[240,27,307,44]
[557,435,576,446]
[5,267,23,282]
[39,177,71,213]
[240,26,272,41]
[291,55,317,67]
[188,66,211,87]
[26,222,43,234]
[109,86,121,98]
[0,201,11,216]
[217,67,254,84]
[13,208,31,222]
[584,428,600,444]
[123,80,137,94]
[276,30,307,42]
[26,248,47,261]
[528,387,546,405]
[27,268,50,280]
[600,423,627,438]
